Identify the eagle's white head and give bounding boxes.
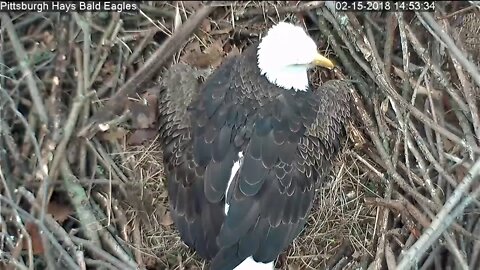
[257,22,334,91]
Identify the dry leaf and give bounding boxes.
[143,256,159,270]
[381,98,389,114]
[158,190,168,199]
[42,31,56,50]
[98,59,116,82]
[200,19,211,33]
[100,127,128,144]
[143,91,159,122]
[182,1,203,11]
[443,138,455,152]
[182,39,225,68]
[287,264,303,270]
[25,222,44,255]
[181,41,202,65]
[159,211,174,227]
[47,201,73,223]
[203,39,224,69]
[127,129,158,146]
[128,93,158,130]
[226,45,240,58]
[455,166,467,182]
[410,227,421,238]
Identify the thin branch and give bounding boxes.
[79,5,216,138]
[0,13,48,124]
[418,12,480,89]
[397,158,480,269]
[235,1,325,18]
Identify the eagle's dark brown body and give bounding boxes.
[158,43,351,270]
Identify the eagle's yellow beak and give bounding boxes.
[312,53,334,69]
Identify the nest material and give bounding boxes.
[1,2,480,270]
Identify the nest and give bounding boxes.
[1,1,480,270]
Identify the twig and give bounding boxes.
[132,219,144,267]
[391,67,442,99]
[383,13,397,88]
[397,158,480,269]
[98,228,137,268]
[328,10,477,154]
[42,13,68,191]
[372,98,390,160]
[48,48,92,180]
[317,10,372,102]
[452,99,477,160]
[126,28,157,66]
[85,139,129,184]
[84,259,119,270]
[60,159,102,247]
[0,165,33,268]
[79,12,92,91]
[1,13,49,124]
[81,13,123,89]
[345,74,438,212]
[418,12,480,89]
[0,86,47,182]
[234,1,325,18]
[17,187,85,270]
[447,42,480,143]
[90,192,136,262]
[44,13,69,160]
[0,196,79,269]
[1,253,29,270]
[444,234,469,270]
[96,213,135,264]
[71,236,139,270]
[75,13,95,180]
[385,240,397,270]
[407,120,457,188]
[78,5,215,138]
[403,22,469,116]
[470,219,480,268]
[321,9,376,83]
[368,182,392,270]
[350,151,386,181]
[437,5,478,20]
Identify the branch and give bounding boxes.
[417,12,480,89]
[235,1,325,18]
[1,13,48,124]
[78,5,216,138]
[397,158,480,269]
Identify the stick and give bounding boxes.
[78,5,215,138]
[0,13,48,124]
[397,158,480,269]
[418,12,480,89]
[235,1,325,18]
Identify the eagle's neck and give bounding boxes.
[261,65,309,91]
[256,44,310,92]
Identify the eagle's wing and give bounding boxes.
[160,57,242,260]
[161,55,352,269]
[209,80,352,269]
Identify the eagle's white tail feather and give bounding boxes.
[224,152,244,214]
[225,153,274,269]
[234,257,275,270]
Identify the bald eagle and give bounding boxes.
[158,22,352,270]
